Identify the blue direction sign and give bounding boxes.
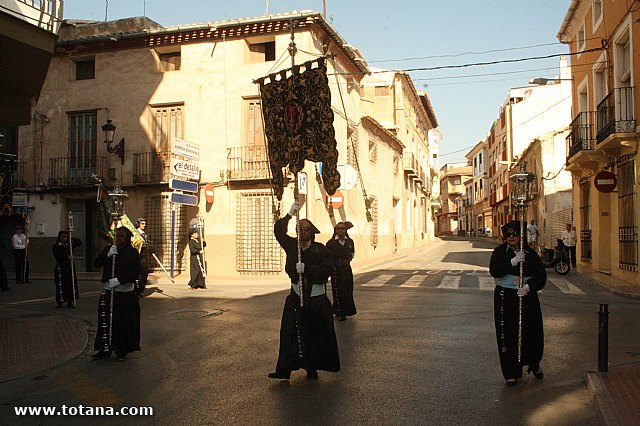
[170,191,198,206]
[169,178,199,193]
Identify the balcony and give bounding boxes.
[596,87,636,153]
[1,0,63,125]
[133,151,171,184]
[566,111,602,172]
[48,156,107,188]
[227,145,270,181]
[403,151,418,177]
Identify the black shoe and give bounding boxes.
[1,287,11,291]
[268,371,291,380]
[56,302,63,308]
[528,367,544,380]
[92,351,111,360]
[306,369,318,380]
[505,379,518,387]
[67,302,76,308]
[25,281,32,283]
[337,316,346,321]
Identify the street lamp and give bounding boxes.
[101,119,125,165]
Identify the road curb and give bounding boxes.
[586,371,621,426]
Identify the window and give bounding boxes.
[368,139,377,163]
[150,104,184,152]
[617,155,637,271]
[68,111,97,171]
[615,30,631,85]
[594,61,607,104]
[393,155,399,175]
[593,0,603,29]
[248,41,275,63]
[159,52,181,72]
[236,191,281,273]
[75,59,95,80]
[243,98,267,165]
[579,177,592,262]
[577,23,586,52]
[374,86,389,97]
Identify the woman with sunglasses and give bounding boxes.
[489,220,546,387]
[268,201,340,381]
[326,222,357,321]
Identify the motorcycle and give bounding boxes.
[539,238,570,275]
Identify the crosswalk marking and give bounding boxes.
[478,277,496,291]
[399,275,423,288]
[361,274,395,287]
[437,275,461,289]
[547,277,585,294]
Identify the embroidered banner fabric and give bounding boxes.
[259,58,340,200]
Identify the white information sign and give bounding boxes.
[172,158,200,180]
[172,138,200,161]
[338,164,358,190]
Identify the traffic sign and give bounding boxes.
[326,190,344,209]
[169,178,199,193]
[172,158,200,180]
[204,183,214,203]
[594,170,617,193]
[170,191,198,206]
[172,138,200,161]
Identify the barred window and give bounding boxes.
[369,139,377,163]
[617,155,637,271]
[236,191,282,274]
[347,128,359,167]
[579,177,592,262]
[369,195,378,247]
[393,155,399,175]
[144,194,188,271]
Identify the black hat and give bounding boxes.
[300,219,320,234]
[501,221,521,237]
[117,226,133,239]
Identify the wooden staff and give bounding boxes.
[67,211,77,308]
[196,215,207,288]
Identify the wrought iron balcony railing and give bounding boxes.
[567,111,596,160]
[133,151,171,184]
[227,145,271,180]
[596,87,635,144]
[48,156,107,187]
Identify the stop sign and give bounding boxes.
[326,190,344,209]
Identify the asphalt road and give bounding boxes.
[4,237,640,425]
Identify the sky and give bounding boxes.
[62,0,573,163]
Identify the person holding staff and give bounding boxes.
[92,227,141,361]
[489,220,546,387]
[268,201,340,380]
[187,228,206,290]
[52,230,81,308]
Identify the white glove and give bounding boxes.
[510,250,525,266]
[107,245,118,257]
[288,202,301,217]
[108,278,120,288]
[517,284,530,297]
[296,262,305,274]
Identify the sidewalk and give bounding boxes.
[1,245,639,425]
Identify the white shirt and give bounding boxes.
[562,229,577,247]
[526,224,538,241]
[12,233,28,250]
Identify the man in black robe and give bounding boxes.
[135,218,154,296]
[268,202,340,380]
[52,230,81,308]
[92,226,141,361]
[326,222,357,321]
[489,220,546,386]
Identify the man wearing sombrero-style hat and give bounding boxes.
[489,220,547,387]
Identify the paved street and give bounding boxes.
[2,237,639,425]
